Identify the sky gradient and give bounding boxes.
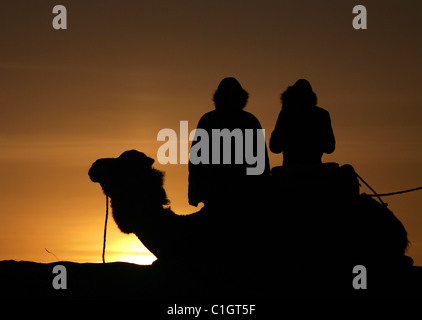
[0,0,421,265]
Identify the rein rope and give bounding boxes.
[356,173,422,208]
[102,195,109,264]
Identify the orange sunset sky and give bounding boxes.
[0,0,421,266]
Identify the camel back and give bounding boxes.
[271,162,359,203]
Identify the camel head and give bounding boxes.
[89,150,169,234]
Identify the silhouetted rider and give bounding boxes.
[188,77,270,208]
[270,79,335,166]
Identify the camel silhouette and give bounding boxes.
[89,149,413,297]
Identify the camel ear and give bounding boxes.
[146,156,154,167]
